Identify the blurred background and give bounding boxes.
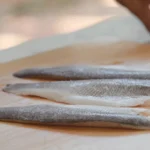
[0,0,127,50]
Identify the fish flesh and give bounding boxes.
[0,104,150,129]
[3,79,150,107]
[13,65,150,80]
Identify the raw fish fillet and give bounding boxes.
[13,65,150,80]
[3,79,150,107]
[0,104,150,129]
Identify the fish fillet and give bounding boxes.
[0,104,150,129]
[3,79,150,107]
[13,65,150,80]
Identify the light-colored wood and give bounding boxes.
[1,41,150,150]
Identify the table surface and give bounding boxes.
[1,41,150,150]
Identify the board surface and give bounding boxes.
[1,41,150,150]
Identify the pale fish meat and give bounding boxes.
[13,65,150,80]
[3,79,150,107]
[0,104,150,129]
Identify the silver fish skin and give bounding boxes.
[13,65,150,80]
[0,104,150,129]
[3,79,150,107]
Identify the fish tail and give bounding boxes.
[13,68,42,78]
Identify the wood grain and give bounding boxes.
[1,41,150,150]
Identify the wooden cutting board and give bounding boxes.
[1,41,150,150]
